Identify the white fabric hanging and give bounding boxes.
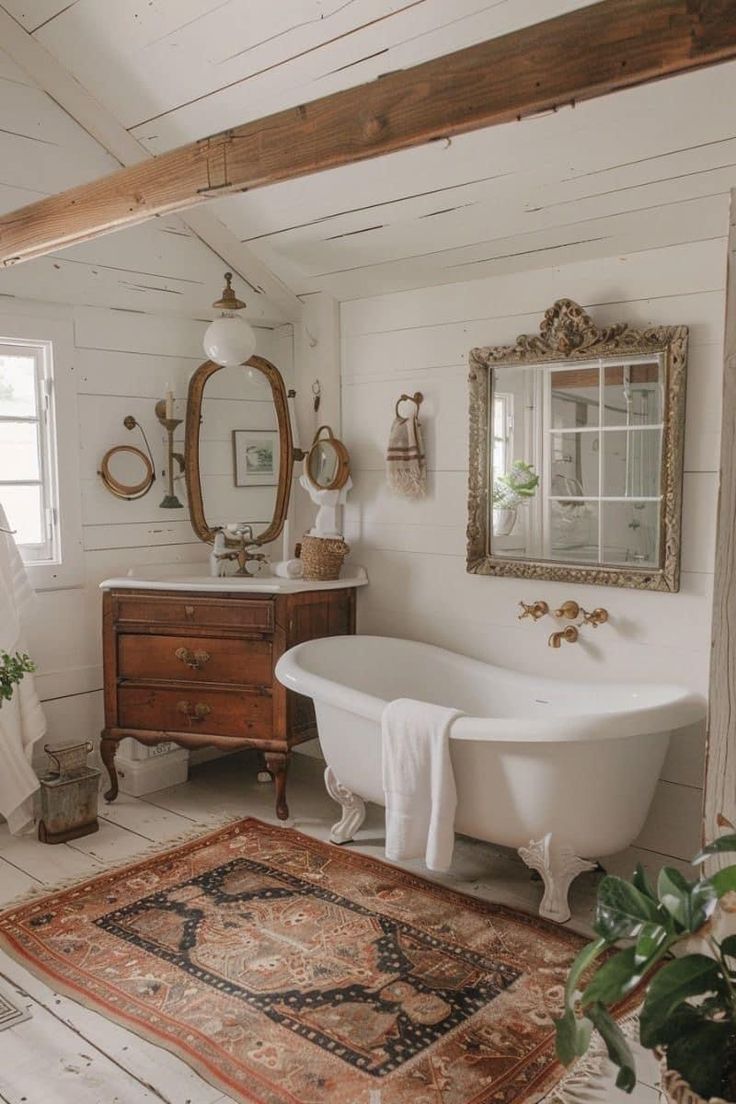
[0,504,46,834]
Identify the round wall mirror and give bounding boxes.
[304,426,350,492]
[184,355,293,545]
[99,445,154,500]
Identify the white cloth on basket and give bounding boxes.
[0,504,46,834]
[381,698,462,872]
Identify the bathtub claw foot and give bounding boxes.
[518,834,596,924]
[324,767,366,844]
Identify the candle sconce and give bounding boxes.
[155,398,185,510]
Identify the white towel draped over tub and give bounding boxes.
[0,505,46,835]
[381,698,462,872]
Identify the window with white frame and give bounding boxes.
[0,340,59,564]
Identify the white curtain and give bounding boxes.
[0,504,46,834]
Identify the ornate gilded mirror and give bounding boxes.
[185,355,293,545]
[467,299,688,591]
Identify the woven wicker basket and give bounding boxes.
[658,1053,729,1104]
[300,535,350,581]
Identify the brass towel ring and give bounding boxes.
[99,445,155,500]
[394,391,423,419]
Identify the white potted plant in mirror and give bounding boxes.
[555,831,736,1103]
[492,461,540,537]
[0,650,35,708]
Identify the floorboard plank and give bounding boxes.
[0,957,229,1104]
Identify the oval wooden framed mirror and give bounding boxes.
[184,355,293,545]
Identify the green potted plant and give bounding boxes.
[492,460,540,536]
[555,834,736,1103]
[0,650,35,707]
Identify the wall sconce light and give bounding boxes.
[202,272,257,367]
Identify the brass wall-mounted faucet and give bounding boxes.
[517,596,609,647]
[548,626,579,648]
[518,600,549,621]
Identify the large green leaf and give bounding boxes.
[634,921,671,966]
[632,862,657,902]
[694,834,736,863]
[561,937,607,1008]
[666,1020,732,1101]
[593,876,662,942]
[719,933,736,960]
[639,955,723,1048]
[586,1002,637,1093]
[689,878,719,932]
[554,1008,593,1066]
[582,947,645,1006]
[708,864,736,899]
[657,867,693,930]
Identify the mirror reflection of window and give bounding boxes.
[490,355,665,568]
[492,392,513,478]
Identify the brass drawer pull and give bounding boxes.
[174,647,211,671]
[176,700,212,724]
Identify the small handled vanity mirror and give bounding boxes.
[99,445,155,501]
[185,355,293,545]
[304,426,350,492]
[467,299,688,591]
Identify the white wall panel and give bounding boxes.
[341,240,726,861]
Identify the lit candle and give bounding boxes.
[165,387,174,420]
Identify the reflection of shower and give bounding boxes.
[623,366,654,563]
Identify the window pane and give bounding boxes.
[602,428,662,498]
[550,365,599,430]
[550,431,599,496]
[550,500,599,562]
[0,355,37,417]
[603,361,663,427]
[0,421,40,481]
[0,484,43,545]
[601,500,660,567]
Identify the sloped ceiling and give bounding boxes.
[1,0,735,300]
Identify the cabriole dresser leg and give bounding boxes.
[100,733,119,803]
[265,752,289,820]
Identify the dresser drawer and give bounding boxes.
[113,593,274,632]
[118,686,272,739]
[118,634,272,687]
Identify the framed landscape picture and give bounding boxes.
[232,430,279,487]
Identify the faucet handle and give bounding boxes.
[581,606,609,627]
[518,600,549,622]
[554,600,580,620]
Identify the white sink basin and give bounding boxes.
[99,566,368,594]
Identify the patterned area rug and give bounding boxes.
[0,819,621,1103]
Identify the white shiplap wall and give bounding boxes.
[341,236,727,865]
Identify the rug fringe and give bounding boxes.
[544,1011,641,1103]
[0,813,245,914]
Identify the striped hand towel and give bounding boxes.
[386,410,427,498]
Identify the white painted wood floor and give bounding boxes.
[0,751,672,1104]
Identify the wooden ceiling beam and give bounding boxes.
[2,0,736,267]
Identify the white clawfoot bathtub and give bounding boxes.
[275,636,705,923]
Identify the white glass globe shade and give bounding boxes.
[203,314,257,367]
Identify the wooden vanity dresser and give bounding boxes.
[100,584,356,819]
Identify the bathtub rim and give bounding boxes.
[275,635,705,744]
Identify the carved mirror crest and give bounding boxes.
[467,299,688,591]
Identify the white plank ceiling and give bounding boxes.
[1,0,735,300]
